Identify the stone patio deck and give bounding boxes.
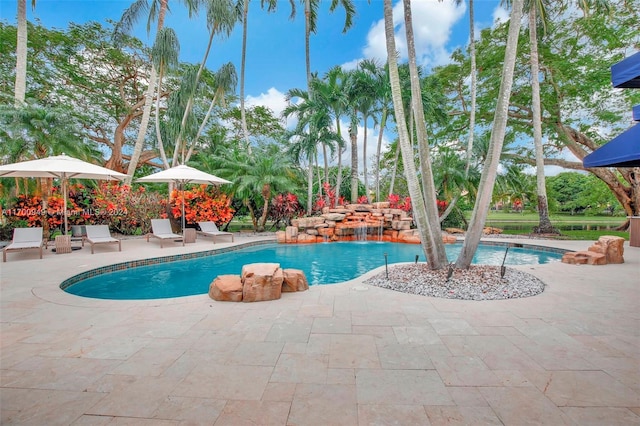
[1,235,639,425]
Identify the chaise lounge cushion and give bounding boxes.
[197,221,234,243]
[85,225,121,254]
[147,219,184,248]
[3,227,44,262]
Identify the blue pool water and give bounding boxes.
[63,242,562,300]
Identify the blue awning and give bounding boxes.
[633,104,640,121]
[583,124,640,168]
[611,51,640,88]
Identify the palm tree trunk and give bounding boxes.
[402,0,447,266]
[125,0,167,180]
[388,141,401,196]
[14,0,28,107]
[172,29,215,166]
[464,0,476,177]
[335,118,343,200]
[456,0,524,269]
[155,66,170,168]
[307,160,313,214]
[350,122,358,203]
[529,7,555,234]
[375,107,388,201]
[384,0,442,270]
[240,0,251,154]
[362,112,368,199]
[125,64,157,182]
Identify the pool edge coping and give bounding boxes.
[60,239,568,295]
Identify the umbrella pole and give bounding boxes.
[63,177,69,235]
[181,182,185,246]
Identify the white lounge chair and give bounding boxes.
[3,227,45,262]
[85,225,121,254]
[197,221,234,243]
[147,219,184,248]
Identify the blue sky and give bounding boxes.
[1,0,507,166]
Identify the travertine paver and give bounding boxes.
[1,236,639,425]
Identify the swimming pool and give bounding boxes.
[62,241,563,300]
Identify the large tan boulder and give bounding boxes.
[209,275,243,302]
[392,219,411,230]
[285,226,298,243]
[588,235,625,264]
[562,251,606,265]
[442,235,457,244]
[321,213,346,221]
[445,227,465,235]
[242,263,283,302]
[291,216,326,229]
[282,269,309,292]
[398,229,421,244]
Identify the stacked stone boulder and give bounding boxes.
[209,263,309,302]
[276,202,460,245]
[561,235,625,265]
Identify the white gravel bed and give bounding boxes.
[364,264,545,300]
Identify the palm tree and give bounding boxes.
[383,0,443,269]
[455,0,525,269]
[239,0,295,153]
[115,0,197,183]
[152,27,180,168]
[283,85,341,213]
[217,147,295,231]
[353,59,380,199]
[401,0,447,266]
[14,0,35,107]
[185,62,238,162]
[371,62,393,202]
[172,0,242,167]
[303,0,355,200]
[525,0,609,234]
[318,66,349,197]
[526,2,556,234]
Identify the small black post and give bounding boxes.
[500,245,510,278]
[415,255,419,264]
[446,262,454,282]
[384,253,389,279]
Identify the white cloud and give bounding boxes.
[245,87,288,118]
[493,5,510,25]
[362,0,466,69]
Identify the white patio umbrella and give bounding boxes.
[136,164,231,234]
[0,154,127,234]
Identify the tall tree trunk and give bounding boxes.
[375,107,388,201]
[350,120,358,203]
[403,0,447,266]
[173,29,215,166]
[335,118,343,201]
[456,0,524,269]
[125,0,167,181]
[384,0,443,270]
[389,141,400,195]
[529,8,555,234]
[362,112,368,199]
[307,160,313,214]
[155,66,170,168]
[464,0,476,176]
[125,65,157,182]
[259,185,270,231]
[15,0,27,106]
[240,0,251,154]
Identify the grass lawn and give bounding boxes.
[480,211,629,241]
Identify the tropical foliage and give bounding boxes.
[1,1,637,258]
